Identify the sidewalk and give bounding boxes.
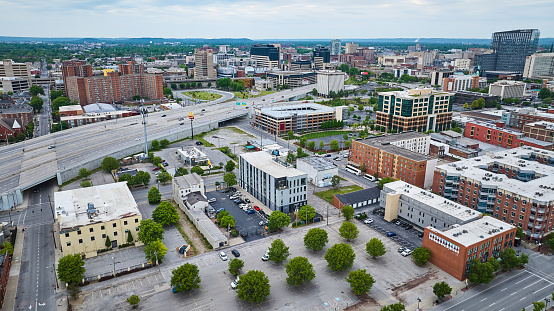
[2,226,24,311]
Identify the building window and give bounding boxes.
[66,242,71,246]
[124,221,128,225]
[113,223,117,228]
[79,239,83,244]
[89,228,94,233]
[65,233,69,237]
[102,234,106,239]
[101,225,105,230]
[135,218,139,223]
[77,230,81,235]
[136,227,140,231]
[91,237,95,241]
[114,232,118,236]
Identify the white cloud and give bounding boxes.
[0,0,551,38]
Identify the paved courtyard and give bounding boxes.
[74,218,460,311]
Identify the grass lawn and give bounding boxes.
[234,91,275,99]
[182,91,222,101]
[300,130,354,140]
[315,185,364,204]
[195,132,215,147]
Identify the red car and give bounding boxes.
[153,167,160,171]
[254,206,260,211]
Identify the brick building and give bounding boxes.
[253,103,337,136]
[465,120,553,150]
[376,88,453,133]
[423,216,516,281]
[523,121,554,143]
[432,147,554,242]
[0,102,33,129]
[0,118,23,141]
[348,134,438,188]
[61,59,93,97]
[506,108,554,130]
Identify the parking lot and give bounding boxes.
[206,189,267,242]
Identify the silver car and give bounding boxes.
[219,251,228,261]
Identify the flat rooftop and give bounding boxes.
[357,136,433,162]
[378,88,452,98]
[366,131,429,143]
[257,103,334,119]
[525,121,554,130]
[466,120,524,136]
[240,151,307,178]
[54,182,140,230]
[435,146,554,202]
[385,180,479,222]
[429,216,514,247]
[298,156,337,171]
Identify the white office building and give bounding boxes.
[297,156,338,187]
[316,71,345,96]
[488,80,525,99]
[239,151,308,213]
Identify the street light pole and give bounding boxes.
[112,256,116,276]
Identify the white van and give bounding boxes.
[363,174,376,182]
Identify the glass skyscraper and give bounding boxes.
[485,29,540,73]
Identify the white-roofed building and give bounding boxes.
[297,156,338,187]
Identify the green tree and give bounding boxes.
[30,85,45,96]
[67,284,81,298]
[285,256,316,286]
[127,230,134,244]
[538,88,552,99]
[127,295,140,309]
[50,90,64,101]
[225,160,236,172]
[412,247,431,266]
[236,270,271,303]
[468,260,495,284]
[157,171,172,184]
[345,269,376,295]
[500,248,526,270]
[175,167,188,177]
[78,168,91,179]
[16,132,25,142]
[171,263,201,292]
[286,152,296,164]
[152,202,180,226]
[358,104,364,111]
[52,96,72,111]
[228,258,244,276]
[135,171,151,186]
[160,139,170,148]
[223,173,237,187]
[433,281,452,300]
[80,180,92,188]
[148,186,161,204]
[366,238,386,259]
[57,254,85,285]
[0,241,13,256]
[163,87,172,96]
[171,83,177,90]
[311,88,318,96]
[488,257,501,272]
[345,140,351,148]
[268,211,291,231]
[190,166,204,175]
[144,239,168,263]
[119,173,136,186]
[137,219,164,244]
[30,96,43,112]
[287,130,294,140]
[304,228,329,251]
[532,301,546,311]
[105,236,111,249]
[377,177,395,190]
[101,157,119,172]
[308,141,315,150]
[339,221,359,241]
[268,239,290,264]
[515,227,526,239]
[331,175,340,189]
[298,205,316,222]
[341,205,354,220]
[151,139,160,150]
[330,140,339,151]
[220,215,235,228]
[217,211,229,224]
[299,137,307,147]
[380,302,406,311]
[325,243,356,271]
[319,140,324,149]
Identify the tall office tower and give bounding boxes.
[345,42,359,54]
[485,29,540,73]
[250,44,280,69]
[330,39,341,56]
[194,49,215,79]
[62,59,93,96]
[313,47,331,70]
[523,53,554,78]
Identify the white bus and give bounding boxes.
[345,164,362,176]
[363,174,376,182]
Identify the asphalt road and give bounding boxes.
[431,248,554,311]
[11,180,58,311]
[36,86,52,137]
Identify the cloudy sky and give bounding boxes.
[1,0,552,39]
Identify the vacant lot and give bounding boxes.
[315,185,364,204]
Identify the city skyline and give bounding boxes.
[1,0,553,39]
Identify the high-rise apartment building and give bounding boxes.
[118,61,145,75]
[345,42,359,55]
[376,89,453,133]
[0,59,31,78]
[313,47,331,70]
[484,29,540,74]
[523,53,554,78]
[442,75,479,92]
[250,44,280,69]
[330,39,341,56]
[415,51,435,70]
[194,49,215,79]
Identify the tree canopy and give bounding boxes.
[341,205,354,220]
[345,269,376,295]
[433,281,452,300]
[468,259,495,284]
[268,211,291,231]
[285,256,316,286]
[148,186,161,204]
[137,219,164,244]
[298,205,316,222]
[57,254,86,285]
[268,239,290,264]
[412,247,431,266]
[324,243,356,271]
[152,202,180,226]
[144,240,168,264]
[339,221,359,241]
[101,157,119,172]
[304,228,329,251]
[171,263,201,292]
[366,238,387,259]
[228,258,244,276]
[236,270,271,303]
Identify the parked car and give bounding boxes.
[398,247,406,253]
[153,167,160,171]
[386,232,397,237]
[333,157,340,161]
[231,276,240,289]
[162,162,169,167]
[259,220,268,226]
[253,206,260,211]
[219,251,228,261]
[244,198,250,203]
[324,154,331,157]
[48,145,55,149]
[401,249,413,257]
[161,114,167,117]
[229,187,236,192]
[196,141,203,145]
[208,198,216,203]
[418,232,424,238]
[404,224,413,230]
[262,252,269,261]
[216,208,225,214]
[247,209,255,214]
[363,218,374,224]
[395,220,402,226]
[231,250,240,257]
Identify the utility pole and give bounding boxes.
[140,99,149,157]
[189,112,195,139]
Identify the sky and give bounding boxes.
[1,0,553,39]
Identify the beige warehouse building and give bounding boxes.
[55,182,142,258]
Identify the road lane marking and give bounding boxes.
[488,303,495,307]
[481,298,487,301]
[520,297,526,300]
[500,287,507,291]
[522,280,543,289]
[510,292,517,296]
[515,275,533,284]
